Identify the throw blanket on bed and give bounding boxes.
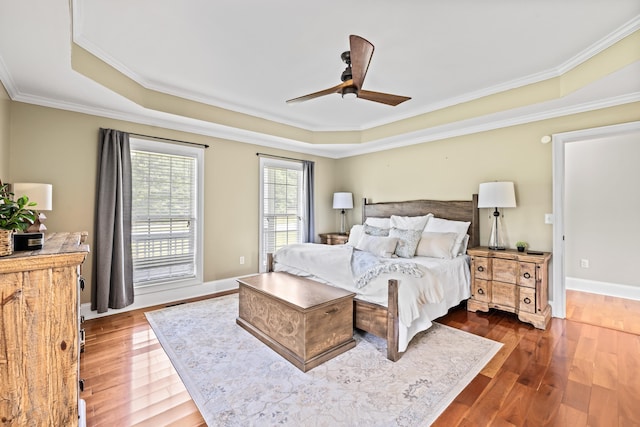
[274,243,425,290]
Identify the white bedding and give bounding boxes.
[273,243,470,352]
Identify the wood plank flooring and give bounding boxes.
[79,291,640,426]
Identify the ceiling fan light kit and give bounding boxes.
[287,35,411,106]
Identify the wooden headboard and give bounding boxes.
[362,194,480,249]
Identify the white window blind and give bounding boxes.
[130,139,202,287]
[259,158,303,271]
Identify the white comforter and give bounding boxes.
[273,243,471,352]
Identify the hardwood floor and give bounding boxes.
[566,289,640,336]
[80,291,640,426]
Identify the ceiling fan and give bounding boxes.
[286,35,411,107]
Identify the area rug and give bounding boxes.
[145,294,501,426]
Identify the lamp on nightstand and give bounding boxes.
[332,192,353,234]
[478,181,516,250]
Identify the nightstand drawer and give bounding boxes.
[519,262,536,288]
[472,279,490,302]
[472,257,491,280]
[491,281,516,309]
[492,258,517,284]
[519,287,536,313]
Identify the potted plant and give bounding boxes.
[0,182,37,256]
[515,241,528,252]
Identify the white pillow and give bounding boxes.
[416,232,459,259]
[355,234,398,258]
[423,217,471,257]
[364,217,391,229]
[458,234,470,255]
[390,214,433,231]
[346,224,364,246]
[389,228,423,258]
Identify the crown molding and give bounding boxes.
[9,83,638,160]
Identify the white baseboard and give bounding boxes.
[81,276,244,320]
[565,277,640,301]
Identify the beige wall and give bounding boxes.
[337,102,640,253]
[8,102,339,304]
[5,98,640,306]
[565,132,640,288]
[0,83,10,179]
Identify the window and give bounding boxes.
[259,157,305,272]
[130,138,203,291]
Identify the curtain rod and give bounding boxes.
[129,132,209,149]
[256,152,312,163]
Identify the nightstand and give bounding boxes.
[319,233,349,245]
[466,247,551,329]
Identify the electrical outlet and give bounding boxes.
[580,259,589,268]
[239,256,245,265]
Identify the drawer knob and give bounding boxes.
[477,266,484,272]
[523,297,531,304]
[523,272,531,279]
[477,288,485,295]
[325,307,339,315]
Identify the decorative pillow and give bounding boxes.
[346,224,364,246]
[355,234,398,258]
[423,217,471,257]
[415,232,459,259]
[364,224,390,236]
[390,214,433,231]
[389,228,423,258]
[364,217,391,229]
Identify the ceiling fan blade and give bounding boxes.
[357,90,411,106]
[349,35,374,90]
[286,82,348,104]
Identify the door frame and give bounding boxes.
[551,120,640,318]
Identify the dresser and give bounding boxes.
[0,232,89,426]
[466,247,551,329]
[319,232,349,245]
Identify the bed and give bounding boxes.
[268,195,480,361]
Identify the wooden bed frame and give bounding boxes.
[269,195,479,362]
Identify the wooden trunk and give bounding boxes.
[0,232,89,426]
[236,272,356,372]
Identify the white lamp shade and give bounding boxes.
[11,183,53,211]
[477,182,516,208]
[332,192,353,210]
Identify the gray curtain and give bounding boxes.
[92,128,134,313]
[302,160,315,243]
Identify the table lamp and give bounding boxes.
[477,182,516,250]
[332,192,353,234]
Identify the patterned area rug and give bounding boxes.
[146,294,501,426]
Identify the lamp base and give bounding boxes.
[487,208,508,250]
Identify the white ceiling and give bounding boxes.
[0,0,639,157]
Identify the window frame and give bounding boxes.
[259,157,304,272]
[129,137,204,295]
